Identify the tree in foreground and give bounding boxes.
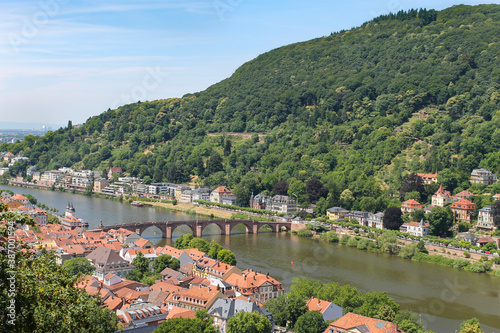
[460,318,483,333]
[62,257,95,277]
[227,311,272,333]
[153,310,216,333]
[0,250,118,333]
[383,207,403,230]
[293,310,327,333]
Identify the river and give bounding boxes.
[2,185,499,332]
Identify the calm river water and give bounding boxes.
[2,185,499,332]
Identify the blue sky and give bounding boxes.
[1,0,498,127]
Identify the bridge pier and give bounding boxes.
[224,224,231,236]
[195,225,203,238]
[166,227,172,239]
[252,224,258,234]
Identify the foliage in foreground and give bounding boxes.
[264,276,427,333]
[153,310,216,333]
[0,250,118,333]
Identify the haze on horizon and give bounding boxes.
[1,0,499,127]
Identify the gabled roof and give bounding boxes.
[307,297,333,314]
[451,199,476,210]
[401,199,422,208]
[433,184,452,197]
[454,189,473,198]
[86,246,132,271]
[11,194,28,201]
[325,312,405,333]
[166,306,196,320]
[212,186,233,195]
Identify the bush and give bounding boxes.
[452,258,470,269]
[398,243,418,259]
[412,253,454,266]
[463,252,470,258]
[296,228,314,237]
[481,255,488,261]
[467,261,489,273]
[340,234,351,245]
[347,237,358,247]
[326,231,339,243]
[357,238,370,250]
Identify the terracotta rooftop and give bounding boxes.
[325,312,405,333]
[307,297,332,314]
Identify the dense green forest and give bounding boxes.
[3,5,500,213]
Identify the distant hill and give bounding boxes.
[2,4,500,212]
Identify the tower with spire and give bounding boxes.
[65,202,76,218]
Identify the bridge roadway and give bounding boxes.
[89,219,292,239]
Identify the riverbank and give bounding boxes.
[5,180,239,219]
[150,201,234,219]
[301,226,500,277]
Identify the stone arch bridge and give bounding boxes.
[91,219,292,239]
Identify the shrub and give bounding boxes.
[398,243,418,259]
[463,252,470,258]
[340,234,351,245]
[347,237,358,247]
[296,228,313,237]
[357,238,370,250]
[452,258,470,269]
[467,261,489,273]
[326,231,339,243]
[481,255,488,262]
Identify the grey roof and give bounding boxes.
[327,207,349,213]
[86,246,132,270]
[192,188,211,193]
[208,298,274,322]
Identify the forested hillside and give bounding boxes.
[3,4,500,212]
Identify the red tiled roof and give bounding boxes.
[454,189,473,198]
[307,297,332,314]
[433,184,452,197]
[451,199,475,210]
[401,199,422,208]
[166,306,196,320]
[325,312,405,333]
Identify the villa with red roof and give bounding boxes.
[416,172,438,184]
[108,167,122,179]
[210,186,233,204]
[451,199,476,223]
[454,189,473,201]
[400,219,430,237]
[401,199,422,214]
[432,184,454,207]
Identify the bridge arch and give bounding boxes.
[140,225,164,238]
[257,223,273,233]
[199,221,226,236]
[228,222,253,235]
[168,223,196,238]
